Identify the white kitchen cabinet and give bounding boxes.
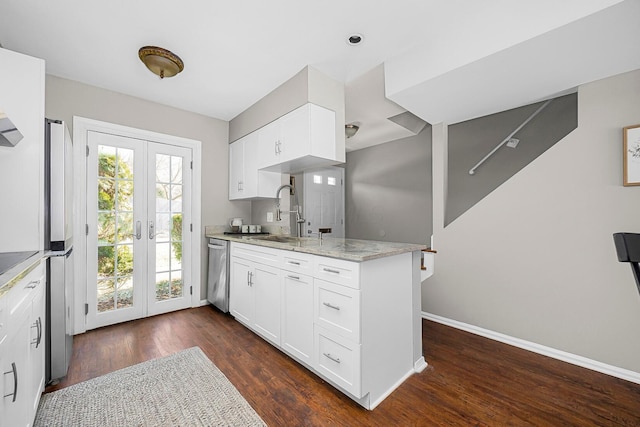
[251,263,281,346]
[0,259,46,427]
[228,136,245,200]
[0,48,45,252]
[28,279,46,415]
[228,241,416,410]
[281,270,314,367]
[229,247,281,347]
[228,132,280,200]
[258,103,338,173]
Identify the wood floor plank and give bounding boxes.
[45,307,640,426]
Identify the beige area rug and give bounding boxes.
[34,347,266,427]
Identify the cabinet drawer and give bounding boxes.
[231,242,282,266]
[4,260,44,329]
[314,256,360,289]
[314,279,360,342]
[315,326,361,398]
[282,252,313,274]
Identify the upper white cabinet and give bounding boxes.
[229,132,281,200]
[0,49,45,252]
[229,102,339,200]
[258,103,337,173]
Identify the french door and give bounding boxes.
[86,131,192,329]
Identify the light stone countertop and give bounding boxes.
[0,251,47,299]
[206,233,426,262]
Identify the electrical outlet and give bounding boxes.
[266,212,273,223]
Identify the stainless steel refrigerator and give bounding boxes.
[44,119,74,383]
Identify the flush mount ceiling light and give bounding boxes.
[138,46,184,79]
[345,123,360,138]
[347,34,363,46]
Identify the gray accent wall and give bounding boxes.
[45,75,250,301]
[446,93,577,225]
[427,69,640,374]
[345,128,432,245]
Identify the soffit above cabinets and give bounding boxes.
[384,0,640,125]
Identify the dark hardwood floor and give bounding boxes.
[46,306,640,426]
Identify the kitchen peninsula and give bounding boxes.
[206,232,426,409]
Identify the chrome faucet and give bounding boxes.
[275,184,305,237]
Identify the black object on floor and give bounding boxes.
[613,232,640,295]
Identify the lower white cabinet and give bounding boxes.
[281,271,314,367]
[0,259,46,427]
[229,242,417,410]
[229,255,281,346]
[315,325,361,397]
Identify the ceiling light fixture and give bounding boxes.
[138,46,184,79]
[345,123,360,138]
[347,34,363,46]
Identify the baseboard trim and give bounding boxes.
[422,312,640,385]
[369,368,415,410]
[199,299,209,307]
[414,357,428,373]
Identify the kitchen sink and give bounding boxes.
[250,235,305,243]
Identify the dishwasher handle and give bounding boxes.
[208,244,227,249]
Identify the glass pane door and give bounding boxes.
[147,144,192,316]
[86,131,145,329]
[86,132,193,330]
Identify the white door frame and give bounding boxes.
[73,117,202,334]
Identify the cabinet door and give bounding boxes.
[1,315,30,427]
[252,263,281,346]
[29,283,45,415]
[229,139,245,200]
[281,272,314,366]
[280,105,310,163]
[229,258,253,326]
[244,132,281,198]
[257,120,282,169]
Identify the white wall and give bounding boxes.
[45,75,250,299]
[427,69,640,373]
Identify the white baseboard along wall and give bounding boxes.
[422,312,640,385]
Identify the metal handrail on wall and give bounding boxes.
[468,99,552,175]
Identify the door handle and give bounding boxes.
[131,221,142,240]
[148,220,155,240]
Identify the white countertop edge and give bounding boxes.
[206,234,425,262]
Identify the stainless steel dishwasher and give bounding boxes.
[207,238,229,312]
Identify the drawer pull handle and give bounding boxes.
[323,268,340,274]
[4,362,18,402]
[26,279,40,289]
[287,261,301,265]
[287,275,300,280]
[322,302,340,311]
[323,353,341,364]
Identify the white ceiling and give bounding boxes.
[0,0,629,150]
